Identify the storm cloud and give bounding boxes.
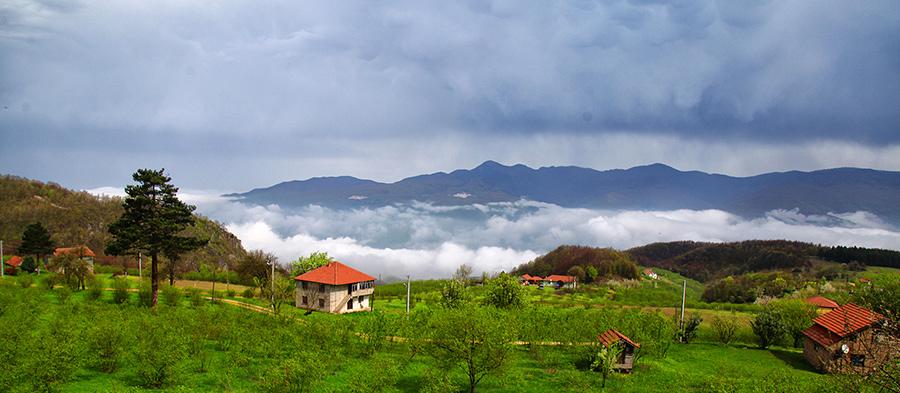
[3,1,900,190]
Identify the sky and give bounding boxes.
[2,0,900,191]
[4,1,900,276]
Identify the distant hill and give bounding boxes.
[228,161,900,223]
[513,245,640,281]
[627,240,900,282]
[0,175,246,272]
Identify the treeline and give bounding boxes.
[513,245,639,281]
[0,175,246,277]
[817,245,900,269]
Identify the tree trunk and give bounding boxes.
[168,260,176,286]
[469,371,476,393]
[151,253,159,307]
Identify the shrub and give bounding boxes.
[348,354,400,393]
[21,319,80,393]
[677,313,703,343]
[242,288,256,298]
[484,273,528,309]
[260,351,325,393]
[132,316,187,388]
[711,313,739,345]
[186,288,204,307]
[162,285,181,307]
[87,312,126,373]
[17,274,33,289]
[42,274,57,290]
[85,276,104,301]
[112,277,130,304]
[751,307,785,349]
[226,289,237,298]
[137,283,153,307]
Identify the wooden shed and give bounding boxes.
[597,329,640,373]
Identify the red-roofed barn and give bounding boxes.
[801,303,898,373]
[294,261,376,314]
[4,256,23,274]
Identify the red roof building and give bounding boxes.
[5,255,23,268]
[294,261,376,314]
[801,303,895,373]
[54,246,96,258]
[520,274,543,285]
[805,296,839,310]
[597,329,640,373]
[544,274,577,289]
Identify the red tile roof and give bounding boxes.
[802,303,884,347]
[805,296,839,309]
[598,329,640,348]
[521,274,533,280]
[5,256,23,267]
[643,268,655,275]
[545,275,576,283]
[294,261,375,285]
[54,246,96,258]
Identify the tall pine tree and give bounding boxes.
[106,169,204,307]
[18,222,55,274]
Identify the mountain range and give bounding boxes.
[228,161,900,223]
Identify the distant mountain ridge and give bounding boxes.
[228,161,900,223]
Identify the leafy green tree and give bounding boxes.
[426,307,517,393]
[261,351,326,393]
[112,276,130,304]
[484,273,528,310]
[48,253,91,290]
[711,313,739,345]
[290,251,332,277]
[770,299,818,347]
[20,256,37,274]
[106,169,204,307]
[439,279,471,309]
[453,264,473,284]
[132,315,188,388]
[18,222,55,274]
[22,319,80,393]
[237,250,277,284]
[585,265,599,284]
[258,273,295,315]
[677,313,703,343]
[567,265,586,283]
[163,236,208,285]
[751,306,786,349]
[591,342,623,388]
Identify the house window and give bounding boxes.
[359,296,366,304]
[347,298,354,310]
[301,281,308,289]
[851,355,865,367]
[348,284,354,294]
[318,299,325,308]
[302,296,308,305]
[319,284,326,292]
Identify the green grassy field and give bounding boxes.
[0,268,882,392]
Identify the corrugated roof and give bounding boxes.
[802,303,883,346]
[598,329,640,348]
[805,296,839,309]
[54,246,96,258]
[294,261,375,285]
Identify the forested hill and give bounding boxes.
[0,175,246,270]
[513,245,640,281]
[627,240,900,282]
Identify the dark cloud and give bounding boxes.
[2,1,900,189]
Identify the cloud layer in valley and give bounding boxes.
[85,187,900,279]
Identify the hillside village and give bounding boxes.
[0,173,897,392]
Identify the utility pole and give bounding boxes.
[1,240,4,277]
[679,280,686,340]
[138,252,143,279]
[405,275,411,316]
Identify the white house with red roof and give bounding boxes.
[53,246,96,273]
[801,303,897,373]
[294,261,376,314]
[544,274,577,289]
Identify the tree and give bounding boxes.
[257,273,295,315]
[439,279,471,309]
[591,342,622,388]
[710,313,739,345]
[751,307,785,349]
[677,313,703,343]
[770,299,818,347]
[585,265,599,284]
[105,169,204,307]
[290,251,331,277]
[163,236,208,286]
[453,264,473,284]
[18,222,55,274]
[567,265,586,283]
[48,253,91,290]
[236,250,277,284]
[426,307,516,393]
[484,273,528,310]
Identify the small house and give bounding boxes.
[4,256,23,274]
[544,274,577,289]
[642,268,658,280]
[801,303,898,374]
[597,329,640,373]
[294,261,375,314]
[520,274,543,286]
[804,296,839,314]
[53,246,96,273]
